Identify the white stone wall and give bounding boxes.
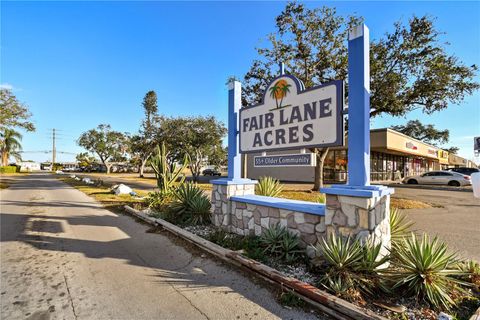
[211,183,255,231]
[229,201,326,248]
[325,194,391,258]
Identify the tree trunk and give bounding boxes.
[1,152,8,166]
[313,148,329,191]
[106,163,112,174]
[139,158,148,178]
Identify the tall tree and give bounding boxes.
[242,3,478,189]
[77,124,127,174]
[76,152,97,169]
[0,128,23,166]
[391,120,449,145]
[0,89,35,132]
[131,91,160,177]
[158,116,227,181]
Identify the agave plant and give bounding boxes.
[255,176,283,197]
[391,233,468,310]
[171,183,211,225]
[260,224,301,262]
[314,235,389,297]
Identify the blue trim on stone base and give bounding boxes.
[320,185,394,198]
[211,178,258,185]
[231,194,325,216]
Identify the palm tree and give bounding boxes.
[0,129,22,166]
[268,84,281,109]
[278,83,291,108]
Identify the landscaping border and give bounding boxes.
[124,205,387,320]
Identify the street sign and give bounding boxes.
[474,136,480,151]
[239,74,344,153]
[253,153,316,167]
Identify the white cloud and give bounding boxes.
[0,83,14,90]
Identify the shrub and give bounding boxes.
[0,166,18,174]
[391,233,468,311]
[255,176,283,197]
[316,193,326,204]
[145,191,174,219]
[313,234,389,298]
[260,224,302,263]
[170,183,211,225]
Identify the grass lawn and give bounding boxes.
[59,177,148,213]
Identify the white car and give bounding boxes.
[403,170,472,187]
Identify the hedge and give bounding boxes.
[0,166,18,174]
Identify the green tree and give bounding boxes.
[131,91,160,177]
[242,3,478,189]
[0,89,35,132]
[76,152,97,169]
[0,128,23,166]
[444,146,459,154]
[77,124,127,174]
[391,120,449,146]
[158,116,227,181]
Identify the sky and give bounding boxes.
[1,1,479,163]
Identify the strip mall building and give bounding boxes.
[247,128,477,183]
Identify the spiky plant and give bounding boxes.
[390,207,414,248]
[170,183,211,225]
[391,233,468,311]
[260,223,301,262]
[314,235,389,297]
[255,176,283,197]
[150,142,188,194]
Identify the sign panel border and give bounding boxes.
[253,153,317,167]
[239,74,345,154]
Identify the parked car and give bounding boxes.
[445,167,479,176]
[403,170,471,187]
[202,169,221,176]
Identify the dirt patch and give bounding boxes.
[390,197,441,209]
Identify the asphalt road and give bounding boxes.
[0,174,320,320]
[391,187,480,261]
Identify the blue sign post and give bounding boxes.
[321,24,393,198]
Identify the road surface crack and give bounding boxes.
[63,275,78,319]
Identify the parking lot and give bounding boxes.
[392,187,480,260]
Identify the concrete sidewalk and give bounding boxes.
[1,174,321,319]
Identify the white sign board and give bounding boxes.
[254,153,316,167]
[239,75,344,153]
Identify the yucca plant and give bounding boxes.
[456,259,480,288]
[255,176,283,197]
[260,224,301,262]
[391,233,468,311]
[390,207,414,244]
[314,235,389,297]
[171,183,211,225]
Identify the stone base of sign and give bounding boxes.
[211,179,257,229]
[321,185,394,260]
[229,198,326,248]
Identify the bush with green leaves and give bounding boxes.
[170,183,211,225]
[260,224,302,263]
[390,233,468,310]
[316,193,326,204]
[0,166,17,173]
[144,191,174,219]
[457,259,480,288]
[255,176,283,197]
[313,234,389,299]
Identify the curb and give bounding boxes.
[124,205,387,320]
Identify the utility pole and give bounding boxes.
[52,128,56,171]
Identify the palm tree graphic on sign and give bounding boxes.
[268,79,291,109]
